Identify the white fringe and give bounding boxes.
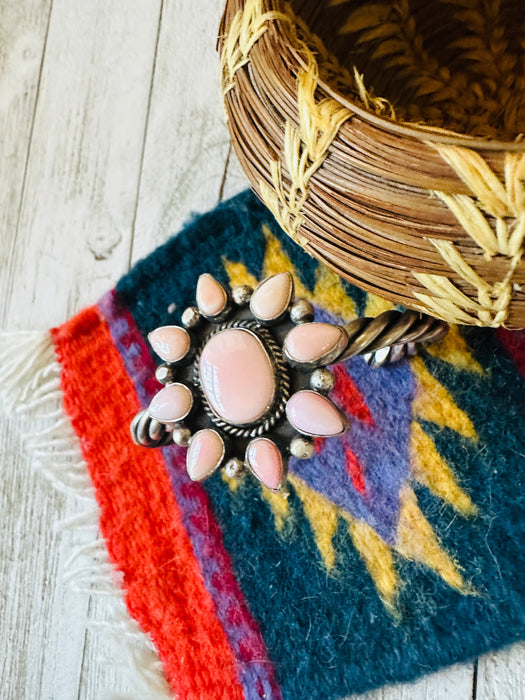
[0,331,173,699]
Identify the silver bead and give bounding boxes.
[155,364,174,384]
[181,306,201,328]
[231,284,253,306]
[290,436,315,460]
[172,426,192,447]
[290,298,315,324]
[224,457,246,480]
[310,368,335,394]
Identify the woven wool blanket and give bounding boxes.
[2,190,524,699]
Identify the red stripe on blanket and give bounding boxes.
[497,328,525,378]
[52,307,245,700]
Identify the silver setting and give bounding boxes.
[337,311,448,363]
[147,418,165,441]
[363,341,419,368]
[231,284,253,306]
[224,457,246,480]
[284,324,349,371]
[148,382,194,424]
[202,303,232,324]
[131,270,448,490]
[245,437,286,492]
[187,429,226,481]
[286,390,348,438]
[249,272,294,326]
[172,426,192,447]
[197,274,232,323]
[193,320,290,439]
[130,409,173,448]
[290,298,315,324]
[148,325,192,364]
[181,306,201,328]
[309,368,335,394]
[155,364,175,384]
[289,435,315,460]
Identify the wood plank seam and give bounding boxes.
[2,1,53,326]
[127,0,166,272]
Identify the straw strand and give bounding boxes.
[219,0,525,328]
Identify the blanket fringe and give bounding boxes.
[0,331,172,699]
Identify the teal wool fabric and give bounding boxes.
[113,190,525,698]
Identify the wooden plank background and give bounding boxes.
[0,1,523,697]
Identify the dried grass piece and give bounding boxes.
[219,0,525,328]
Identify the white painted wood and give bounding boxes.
[0,4,90,699]
[0,0,165,697]
[221,145,251,202]
[0,414,87,700]
[477,644,525,700]
[0,0,523,699]
[1,0,162,329]
[131,0,233,262]
[353,663,473,700]
[0,0,51,268]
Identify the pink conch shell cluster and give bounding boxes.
[286,390,346,437]
[246,437,283,491]
[149,325,191,363]
[250,272,293,322]
[196,273,228,317]
[284,322,347,364]
[148,383,193,423]
[199,328,275,425]
[141,269,355,492]
[187,429,224,481]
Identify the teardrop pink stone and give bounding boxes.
[199,328,275,425]
[246,438,283,491]
[196,274,228,316]
[148,383,193,423]
[286,390,346,437]
[186,429,224,481]
[149,326,191,363]
[284,323,347,363]
[250,272,293,321]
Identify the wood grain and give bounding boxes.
[0,0,165,696]
[0,0,522,698]
[477,644,525,700]
[0,0,51,327]
[131,0,235,263]
[358,663,474,700]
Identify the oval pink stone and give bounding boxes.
[284,323,347,364]
[286,390,346,437]
[246,438,283,491]
[199,328,275,425]
[186,429,224,481]
[148,383,193,423]
[148,325,190,363]
[196,273,227,317]
[250,272,293,322]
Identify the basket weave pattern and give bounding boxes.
[219,0,525,328]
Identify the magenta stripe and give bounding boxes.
[98,290,282,700]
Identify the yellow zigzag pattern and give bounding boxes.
[222,228,480,610]
[223,224,358,321]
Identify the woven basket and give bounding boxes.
[218,0,525,328]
